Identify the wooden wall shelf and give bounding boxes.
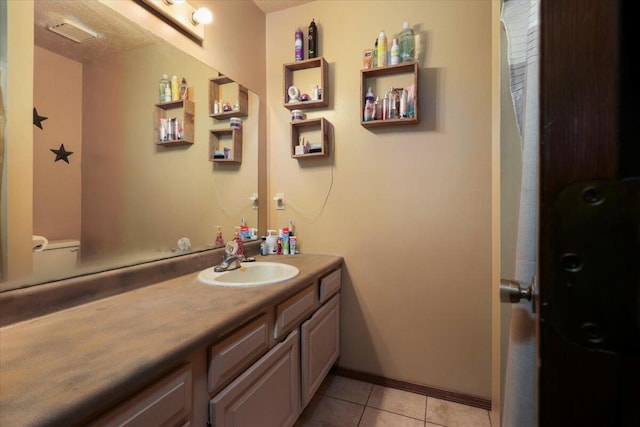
[290,117,329,159]
[209,76,248,120]
[283,57,328,110]
[209,128,242,163]
[155,98,195,146]
[360,62,419,128]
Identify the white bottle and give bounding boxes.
[377,31,388,67]
[400,89,408,118]
[390,39,400,65]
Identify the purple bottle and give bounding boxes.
[295,27,303,61]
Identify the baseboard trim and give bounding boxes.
[331,366,491,411]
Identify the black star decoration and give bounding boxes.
[50,144,73,164]
[33,107,48,130]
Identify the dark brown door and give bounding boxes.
[539,0,639,426]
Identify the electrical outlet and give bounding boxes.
[274,193,285,210]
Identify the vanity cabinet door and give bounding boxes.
[209,330,301,427]
[89,364,192,427]
[300,293,340,408]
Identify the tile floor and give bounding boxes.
[295,374,492,427]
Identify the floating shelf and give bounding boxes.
[283,57,328,110]
[209,128,242,163]
[290,117,329,159]
[154,98,195,146]
[209,76,248,120]
[360,62,419,128]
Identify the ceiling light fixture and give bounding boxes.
[139,0,211,42]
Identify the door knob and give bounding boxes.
[500,276,536,312]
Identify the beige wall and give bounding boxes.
[33,46,82,242]
[266,1,493,398]
[4,0,34,283]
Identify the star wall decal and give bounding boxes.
[50,144,74,164]
[33,107,48,130]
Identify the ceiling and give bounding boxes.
[252,0,314,14]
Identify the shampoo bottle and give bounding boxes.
[377,31,388,67]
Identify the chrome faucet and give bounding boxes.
[214,240,245,272]
[213,253,244,272]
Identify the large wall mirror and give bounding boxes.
[1,0,258,291]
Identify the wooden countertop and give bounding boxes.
[0,254,343,427]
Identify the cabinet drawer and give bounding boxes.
[319,268,341,304]
[209,330,301,427]
[90,363,192,427]
[208,313,272,395]
[274,284,318,341]
[301,293,340,408]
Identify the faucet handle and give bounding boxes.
[224,241,238,256]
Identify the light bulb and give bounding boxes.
[191,7,212,25]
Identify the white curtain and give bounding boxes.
[500,1,539,426]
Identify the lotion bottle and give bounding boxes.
[391,39,400,65]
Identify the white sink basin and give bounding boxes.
[198,262,300,287]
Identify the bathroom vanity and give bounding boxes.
[0,253,343,427]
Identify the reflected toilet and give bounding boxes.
[33,239,80,275]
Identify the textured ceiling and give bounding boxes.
[253,0,314,14]
[34,0,159,64]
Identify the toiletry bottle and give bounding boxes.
[179,77,188,100]
[399,22,415,63]
[363,99,373,122]
[374,96,381,120]
[260,237,268,256]
[281,227,290,254]
[295,27,303,61]
[215,226,224,246]
[400,88,408,118]
[308,19,317,58]
[377,31,388,67]
[373,39,378,68]
[233,227,244,256]
[159,74,170,102]
[171,75,179,101]
[366,87,375,104]
[289,236,297,254]
[391,38,400,65]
